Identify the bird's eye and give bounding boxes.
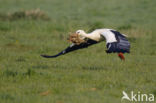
[77,32,80,34]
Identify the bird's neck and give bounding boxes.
[82,32,100,42]
[82,32,88,37]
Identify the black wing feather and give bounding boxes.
[41,39,98,58]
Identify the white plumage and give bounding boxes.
[76,29,118,43]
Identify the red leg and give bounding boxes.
[118,52,125,60]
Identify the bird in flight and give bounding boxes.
[41,29,130,60]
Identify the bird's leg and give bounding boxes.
[118,52,125,60]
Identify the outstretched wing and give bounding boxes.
[41,39,98,58]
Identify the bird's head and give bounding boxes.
[76,30,86,37]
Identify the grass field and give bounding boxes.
[0,0,156,103]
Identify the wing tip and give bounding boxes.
[41,54,53,58]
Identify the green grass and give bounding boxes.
[0,0,156,103]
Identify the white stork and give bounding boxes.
[41,28,130,60]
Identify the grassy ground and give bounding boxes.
[0,0,156,103]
